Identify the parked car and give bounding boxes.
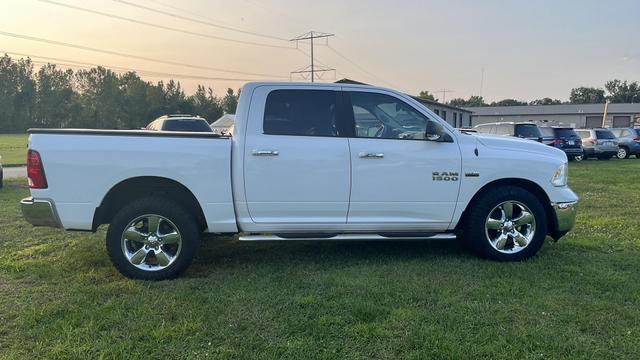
[146,115,213,132]
[21,82,578,280]
[575,128,618,160]
[609,128,640,159]
[473,122,544,142]
[539,127,584,161]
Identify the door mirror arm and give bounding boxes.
[425,121,453,143]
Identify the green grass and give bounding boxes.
[0,134,28,166]
[1,160,639,359]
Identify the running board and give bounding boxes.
[238,233,457,241]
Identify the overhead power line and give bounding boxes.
[2,50,257,82]
[37,0,295,50]
[326,45,396,88]
[0,30,285,78]
[113,0,290,42]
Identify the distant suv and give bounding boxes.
[473,122,543,142]
[609,128,640,159]
[539,127,583,161]
[146,115,212,132]
[575,128,618,160]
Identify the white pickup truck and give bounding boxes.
[21,82,578,280]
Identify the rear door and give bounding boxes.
[243,86,351,224]
[344,89,461,229]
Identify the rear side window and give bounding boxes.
[515,124,542,138]
[162,119,212,132]
[595,129,615,139]
[576,130,591,139]
[263,90,338,137]
[475,124,494,134]
[539,127,554,136]
[495,124,512,135]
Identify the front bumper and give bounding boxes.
[549,201,578,240]
[20,197,61,228]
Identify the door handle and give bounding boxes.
[252,149,279,156]
[359,152,384,159]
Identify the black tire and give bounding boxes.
[463,186,547,261]
[106,197,201,280]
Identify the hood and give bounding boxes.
[472,133,566,159]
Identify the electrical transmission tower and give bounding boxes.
[434,89,455,103]
[290,31,335,82]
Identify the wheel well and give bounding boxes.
[457,178,556,233]
[93,177,207,231]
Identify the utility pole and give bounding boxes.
[291,31,335,82]
[434,89,455,103]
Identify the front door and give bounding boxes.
[243,86,351,224]
[345,90,462,229]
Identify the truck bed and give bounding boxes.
[27,129,236,232]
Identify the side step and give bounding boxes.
[238,233,457,241]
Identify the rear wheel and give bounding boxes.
[617,147,629,159]
[106,197,200,280]
[463,186,547,261]
[573,154,583,162]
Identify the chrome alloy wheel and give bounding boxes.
[617,147,627,159]
[485,201,536,254]
[121,214,182,271]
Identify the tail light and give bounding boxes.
[589,138,596,145]
[552,139,565,145]
[633,136,640,143]
[578,139,583,145]
[27,150,48,189]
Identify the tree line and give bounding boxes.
[419,79,640,108]
[0,54,239,133]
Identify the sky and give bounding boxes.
[0,0,638,102]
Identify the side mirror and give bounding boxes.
[425,121,453,142]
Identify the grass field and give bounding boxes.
[1,160,639,359]
[0,134,28,166]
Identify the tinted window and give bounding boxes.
[515,124,542,138]
[264,90,338,137]
[595,129,615,139]
[349,92,429,140]
[553,128,579,138]
[162,119,212,132]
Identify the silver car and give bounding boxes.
[575,129,618,160]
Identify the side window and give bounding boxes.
[622,130,632,137]
[496,124,511,135]
[348,92,430,140]
[263,90,338,137]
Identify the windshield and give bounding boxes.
[515,124,542,138]
[162,119,212,132]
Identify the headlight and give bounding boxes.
[551,163,568,187]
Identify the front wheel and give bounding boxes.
[106,197,201,280]
[463,186,547,261]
